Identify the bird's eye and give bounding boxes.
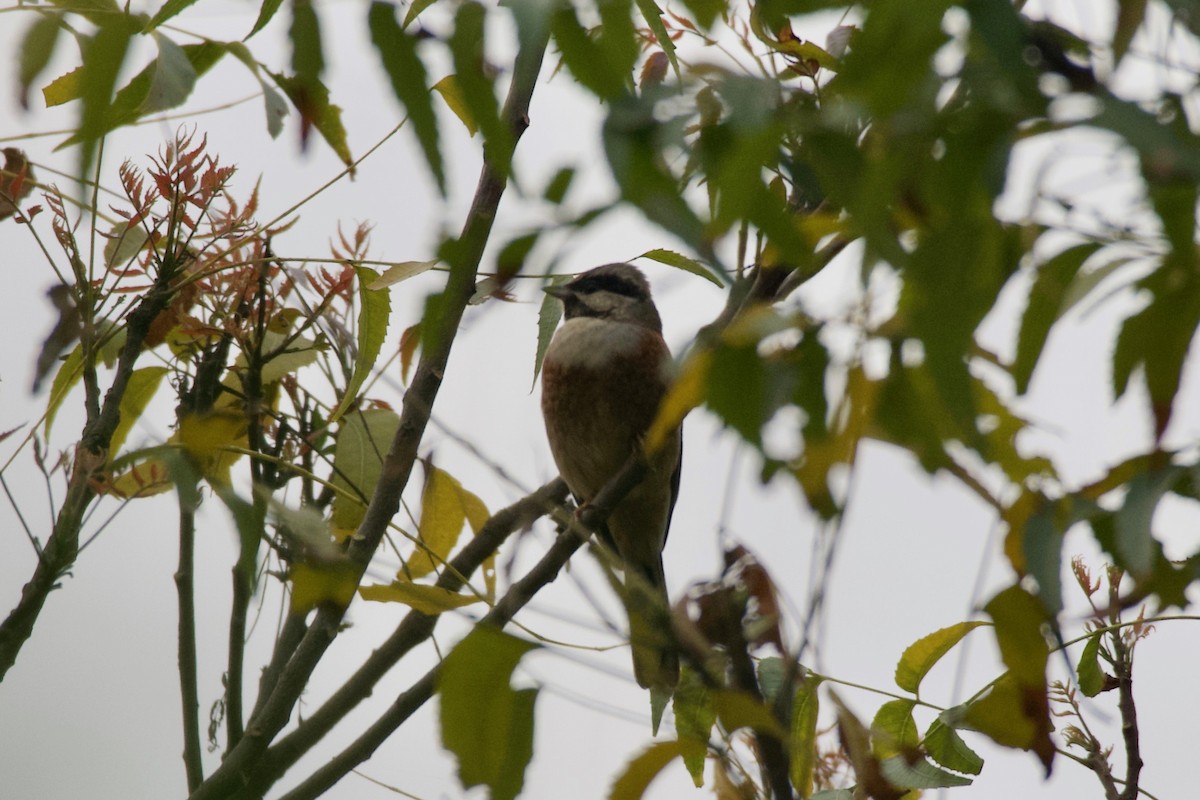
[572,274,641,298]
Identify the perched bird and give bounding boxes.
[540,263,682,689]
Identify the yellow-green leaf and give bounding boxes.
[432,74,478,136]
[292,560,359,613]
[984,585,1050,684]
[329,267,391,424]
[109,366,168,458]
[1076,631,1106,697]
[359,580,482,613]
[894,621,988,695]
[634,248,723,286]
[711,689,786,738]
[871,698,918,760]
[367,259,437,289]
[330,408,401,534]
[790,674,822,795]
[672,667,714,786]
[439,628,539,800]
[407,465,475,579]
[177,409,248,484]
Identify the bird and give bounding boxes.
[540,263,682,690]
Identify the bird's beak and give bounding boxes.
[544,284,573,301]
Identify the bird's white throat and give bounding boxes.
[546,317,650,371]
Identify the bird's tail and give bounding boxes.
[625,561,679,691]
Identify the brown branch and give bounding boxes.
[235,479,568,797]
[1113,637,1143,800]
[186,23,549,800]
[0,275,176,683]
[177,485,204,791]
[274,454,649,800]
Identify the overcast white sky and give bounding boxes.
[2,1,1198,799]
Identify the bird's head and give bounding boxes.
[545,263,662,332]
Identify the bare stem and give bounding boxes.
[177,486,204,791]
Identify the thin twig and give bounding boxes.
[236,480,569,797]
[186,22,550,800]
[177,485,204,791]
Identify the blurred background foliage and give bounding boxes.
[4,0,1200,798]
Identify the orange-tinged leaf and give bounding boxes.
[399,322,421,382]
[359,579,482,613]
[104,457,173,497]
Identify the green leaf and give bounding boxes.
[961,672,1046,753]
[672,667,715,786]
[47,0,123,26]
[680,0,722,29]
[532,275,566,389]
[402,0,438,28]
[359,580,482,613]
[439,627,540,800]
[18,13,64,109]
[75,17,139,182]
[790,674,822,795]
[290,0,324,85]
[246,0,285,39]
[635,0,680,83]
[871,698,918,760]
[608,740,684,800]
[894,621,987,695]
[1021,506,1065,614]
[604,94,708,255]
[109,366,168,458]
[543,166,576,205]
[369,1,444,193]
[227,42,288,137]
[924,713,984,775]
[1013,242,1102,394]
[550,0,637,101]
[329,408,401,535]
[449,2,511,171]
[984,584,1049,684]
[880,755,973,789]
[634,248,723,286]
[144,33,198,113]
[268,70,352,167]
[1113,0,1148,65]
[1076,631,1106,697]
[711,689,786,738]
[978,587,1055,772]
[1114,468,1177,576]
[145,0,199,30]
[329,267,391,424]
